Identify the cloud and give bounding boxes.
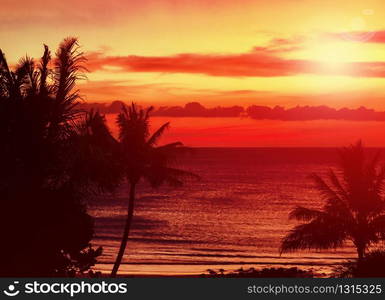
[365,31,385,43]
[77,80,156,101]
[86,46,385,78]
[253,36,306,53]
[324,30,385,43]
[85,48,306,77]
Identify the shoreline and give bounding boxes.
[94,263,336,278]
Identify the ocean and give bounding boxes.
[88,147,364,276]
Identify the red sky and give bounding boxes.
[105,115,385,147]
[3,0,385,146]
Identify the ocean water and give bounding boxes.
[88,147,370,276]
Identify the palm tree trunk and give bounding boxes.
[357,244,365,261]
[110,182,136,277]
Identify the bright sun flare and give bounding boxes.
[307,40,367,75]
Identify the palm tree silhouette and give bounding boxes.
[0,37,110,275]
[86,104,199,277]
[281,141,385,260]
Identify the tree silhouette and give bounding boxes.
[0,38,107,276]
[281,141,385,259]
[85,104,199,277]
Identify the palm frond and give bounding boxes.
[68,110,122,193]
[11,59,30,98]
[0,50,12,80]
[156,142,184,150]
[289,206,324,221]
[48,37,86,139]
[146,166,200,188]
[369,215,385,239]
[339,141,365,193]
[85,110,117,147]
[54,37,86,105]
[0,50,20,98]
[280,218,347,253]
[155,142,192,161]
[282,141,385,258]
[310,173,348,209]
[144,105,154,120]
[327,169,349,202]
[164,167,201,181]
[147,122,169,146]
[117,103,151,144]
[39,44,51,96]
[17,56,38,96]
[374,165,385,196]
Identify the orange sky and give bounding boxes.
[3,0,385,146]
[2,0,385,108]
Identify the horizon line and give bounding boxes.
[78,101,385,121]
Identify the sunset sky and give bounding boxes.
[3,0,385,146]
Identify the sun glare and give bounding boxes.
[304,39,367,75]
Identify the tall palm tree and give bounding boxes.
[87,104,199,277]
[280,141,385,260]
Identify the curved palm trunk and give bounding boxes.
[111,183,136,277]
[357,244,365,261]
[354,237,366,260]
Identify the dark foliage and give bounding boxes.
[0,38,109,276]
[201,267,315,278]
[334,250,385,278]
[281,141,385,259]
